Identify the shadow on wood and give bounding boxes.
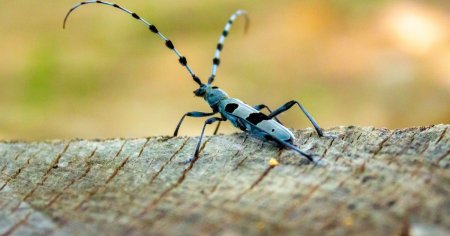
[0,125,449,235]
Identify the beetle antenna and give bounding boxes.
[63,0,203,86]
[208,10,249,85]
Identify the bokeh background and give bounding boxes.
[0,0,449,140]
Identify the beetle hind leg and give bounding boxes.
[268,100,323,137]
[276,138,315,163]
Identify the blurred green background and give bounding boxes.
[0,0,449,140]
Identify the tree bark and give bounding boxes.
[0,125,449,236]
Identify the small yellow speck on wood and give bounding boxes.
[269,158,279,167]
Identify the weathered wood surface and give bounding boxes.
[0,125,449,236]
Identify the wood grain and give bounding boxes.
[0,125,449,235]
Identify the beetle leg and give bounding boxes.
[268,100,323,137]
[173,111,217,136]
[182,117,223,164]
[253,104,283,125]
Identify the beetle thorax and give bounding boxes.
[204,86,229,107]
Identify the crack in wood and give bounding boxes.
[106,156,130,184]
[372,131,394,157]
[419,141,430,155]
[233,150,283,202]
[232,135,252,170]
[73,189,99,211]
[334,131,358,162]
[149,138,190,185]
[137,138,151,158]
[113,140,127,159]
[435,149,450,165]
[0,150,26,174]
[138,137,213,217]
[131,137,215,232]
[382,131,417,166]
[301,132,313,145]
[234,163,278,202]
[73,143,136,211]
[45,148,98,208]
[0,150,39,192]
[0,150,7,172]
[21,142,71,203]
[204,138,252,200]
[233,144,252,170]
[318,137,335,162]
[435,127,447,145]
[398,132,417,156]
[72,140,152,213]
[283,176,330,218]
[77,148,98,181]
[1,212,31,236]
[352,132,363,144]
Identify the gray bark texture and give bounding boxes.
[0,125,449,236]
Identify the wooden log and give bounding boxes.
[0,125,449,236]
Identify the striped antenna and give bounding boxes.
[208,10,249,85]
[63,0,203,86]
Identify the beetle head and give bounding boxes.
[194,84,229,108]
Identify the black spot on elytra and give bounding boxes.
[131,13,140,19]
[149,25,158,33]
[212,86,219,89]
[246,112,269,125]
[225,103,239,113]
[179,56,187,66]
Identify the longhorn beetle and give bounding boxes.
[64,1,325,164]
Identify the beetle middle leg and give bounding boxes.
[268,100,323,137]
[253,104,283,124]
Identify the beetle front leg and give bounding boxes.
[181,117,223,164]
[173,111,217,136]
